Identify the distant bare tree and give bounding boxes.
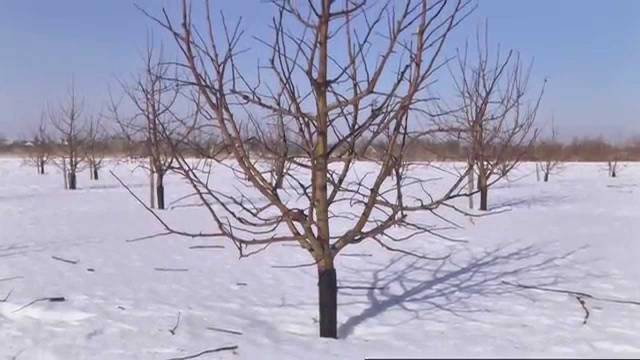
[608,156,619,178]
[28,115,52,175]
[113,44,181,209]
[50,82,87,190]
[142,0,474,338]
[451,26,544,210]
[85,116,106,180]
[536,120,563,182]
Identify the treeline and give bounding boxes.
[3,135,638,162]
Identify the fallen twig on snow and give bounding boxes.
[51,256,79,265]
[502,281,640,306]
[189,245,225,249]
[166,345,238,360]
[575,296,590,325]
[0,276,24,283]
[207,326,243,335]
[154,268,189,272]
[12,297,66,313]
[1,289,13,302]
[169,312,181,335]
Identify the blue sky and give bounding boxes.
[1,0,639,141]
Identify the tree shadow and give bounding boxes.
[337,241,591,338]
[488,194,569,211]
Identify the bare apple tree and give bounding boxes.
[608,155,620,178]
[535,119,563,182]
[27,115,52,175]
[451,27,544,210]
[85,116,106,180]
[50,83,87,190]
[142,0,473,338]
[113,44,181,209]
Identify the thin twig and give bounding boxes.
[126,231,172,243]
[207,326,243,335]
[0,276,23,283]
[169,312,181,335]
[51,256,79,265]
[13,297,66,313]
[154,268,189,272]
[189,245,225,249]
[503,281,640,306]
[576,296,590,325]
[0,289,13,302]
[166,346,238,360]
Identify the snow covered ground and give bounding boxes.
[1,157,639,359]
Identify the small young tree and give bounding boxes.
[608,156,620,178]
[451,26,544,210]
[536,120,563,182]
[50,83,87,190]
[85,117,106,180]
[28,116,52,175]
[142,0,474,338]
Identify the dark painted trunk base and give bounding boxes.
[318,267,337,338]
[69,172,77,190]
[156,184,165,210]
[544,173,549,182]
[93,168,99,180]
[479,187,488,211]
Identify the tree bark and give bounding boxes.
[156,171,165,210]
[317,259,337,338]
[39,158,45,175]
[611,169,616,178]
[543,172,549,182]
[93,166,99,180]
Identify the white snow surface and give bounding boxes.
[1,158,639,359]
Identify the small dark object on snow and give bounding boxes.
[13,296,66,313]
[51,256,79,265]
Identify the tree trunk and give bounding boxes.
[149,160,156,209]
[89,162,94,180]
[93,166,99,180]
[611,169,616,178]
[39,158,45,175]
[543,172,549,182]
[479,186,488,211]
[467,162,474,209]
[68,171,77,190]
[317,258,337,338]
[156,171,165,210]
[478,171,488,211]
[62,158,68,189]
